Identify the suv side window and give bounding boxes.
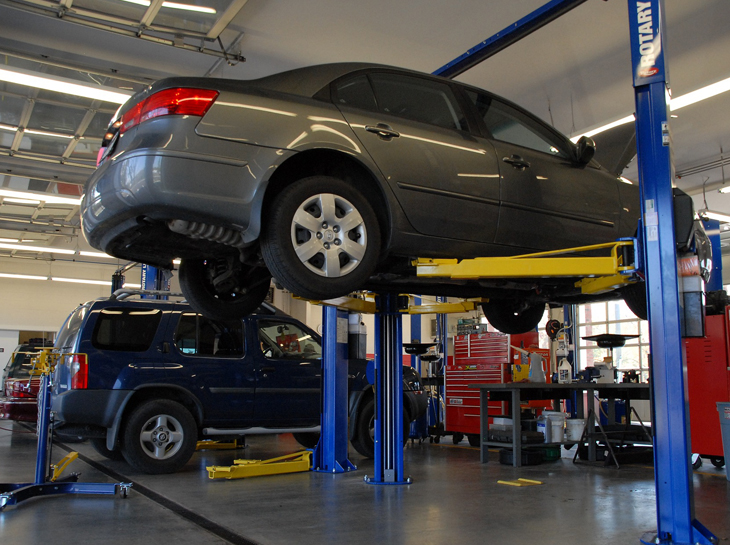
[174,313,244,357]
[258,320,321,360]
[465,89,570,158]
[91,308,162,352]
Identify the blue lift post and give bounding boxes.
[313,305,356,474]
[628,1,716,543]
[365,293,410,485]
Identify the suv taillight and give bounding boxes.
[70,354,88,390]
[119,88,219,134]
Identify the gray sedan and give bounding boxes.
[84,62,647,333]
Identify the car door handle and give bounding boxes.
[365,123,400,140]
[261,366,276,373]
[502,155,530,170]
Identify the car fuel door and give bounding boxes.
[333,72,501,244]
[466,92,622,252]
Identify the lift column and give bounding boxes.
[628,1,715,543]
[365,293,410,484]
[313,305,356,474]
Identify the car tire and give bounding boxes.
[622,281,648,320]
[90,437,125,461]
[179,257,271,320]
[261,176,381,300]
[350,396,410,458]
[467,434,480,447]
[481,301,545,334]
[293,432,320,449]
[121,399,197,474]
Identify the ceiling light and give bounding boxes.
[0,189,82,206]
[119,0,216,13]
[79,251,116,259]
[572,75,730,142]
[0,123,17,132]
[3,197,41,205]
[0,66,133,104]
[0,242,76,255]
[0,238,18,243]
[23,128,75,139]
[698,209,730,223]
[0,272,48,281]
[52,277,112,286]
[718,186,730,194]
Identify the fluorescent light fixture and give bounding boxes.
[0,238,18,243]
[0,242,76,255]
[0,189,82,206]
[52,277,112,286]
[572,75,730,142]
[0,272,48,281]
[0,123,17,132]
[3,197,41,205]
[718,186,730,194]
[119,0,216,13]
[24,128,74,139]
[78,251,116,259]
[0,66,133,104]
[699,209,730,223]
[173,258,182,265]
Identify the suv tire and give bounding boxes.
[121,399,197,474]
[350,397,410,458]
[90,437,125,461]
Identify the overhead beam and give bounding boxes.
[433,0,589,79]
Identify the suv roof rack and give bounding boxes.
[110,289,184,301]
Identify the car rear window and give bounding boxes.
[92,308,162,352]
[174,313,244,358]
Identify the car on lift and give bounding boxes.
[83,63,704,333]
[51,297,426,474]
[0,339,53,423]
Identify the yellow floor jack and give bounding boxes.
[0,350,131,510]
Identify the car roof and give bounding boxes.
[85,297,289,318]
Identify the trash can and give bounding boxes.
[717,402,730,481]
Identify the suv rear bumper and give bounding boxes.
[52,389,133,429]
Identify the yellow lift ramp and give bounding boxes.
[207,450,313,480]
[414,240,639,295]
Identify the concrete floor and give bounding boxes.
[1,421,728,545]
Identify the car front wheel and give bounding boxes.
[481,301,545,334]
[179,256,271,320]
[261,176,381,300]
[121,399,197,474]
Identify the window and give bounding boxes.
[465,90,568,158]
[92,308,162,352]
[576,300,650,382]
[334,75,377,111]
[258,320,321,360]
[368,73,467,131]
[174,313,244,357]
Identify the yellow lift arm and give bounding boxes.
[207,450,313,480]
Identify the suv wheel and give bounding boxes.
[481,301,545,334]
[350,397,410,458]
[179,257,271,320]
[292,432,320,449]
[121,400,197,474]
[261,176,381,300]
[90,437,125,461]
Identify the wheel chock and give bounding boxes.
[497,478,543,487]
[50,452,78,482]
[207,450,312,479]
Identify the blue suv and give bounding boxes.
[51,297,426,474]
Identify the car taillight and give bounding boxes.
[119,88,219,135]
[70,354,88,390]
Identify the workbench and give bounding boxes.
[469,382,651,466]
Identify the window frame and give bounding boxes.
[172,312,245,359]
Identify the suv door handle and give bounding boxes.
[365,123,400,140]
[502,155,530,170]
[261,366,276,373]
[160,342,170,354]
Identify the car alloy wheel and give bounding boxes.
[261,176,380,301]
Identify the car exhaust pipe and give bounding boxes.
[168,219,247,248]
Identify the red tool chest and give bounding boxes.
[685,310,730,458]
[445,332,510,436]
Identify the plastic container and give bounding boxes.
[536,415,551,443]
[557,358,572,384]
[565,418,586,441]
[717,402,730,481]
[528,352,546,382]
[543,411,566,443]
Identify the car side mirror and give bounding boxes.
[575,136,596,165]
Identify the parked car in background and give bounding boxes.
[51,297,426,474]
[82,62,657,333]
[0,340,52,422]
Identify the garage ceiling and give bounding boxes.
[0,0,729,267]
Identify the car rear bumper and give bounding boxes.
[0,396,37,422]
[82,128,292,264]
[52,389,133,429]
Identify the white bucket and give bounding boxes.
[537,415,551,443]
[565,418,586,441]
[544,412,566,443]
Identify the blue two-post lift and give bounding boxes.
[315,1,717,541]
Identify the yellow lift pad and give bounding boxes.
[196,440,239,451]
[207,450,312,480]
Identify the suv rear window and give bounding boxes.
[92,308,162,352]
